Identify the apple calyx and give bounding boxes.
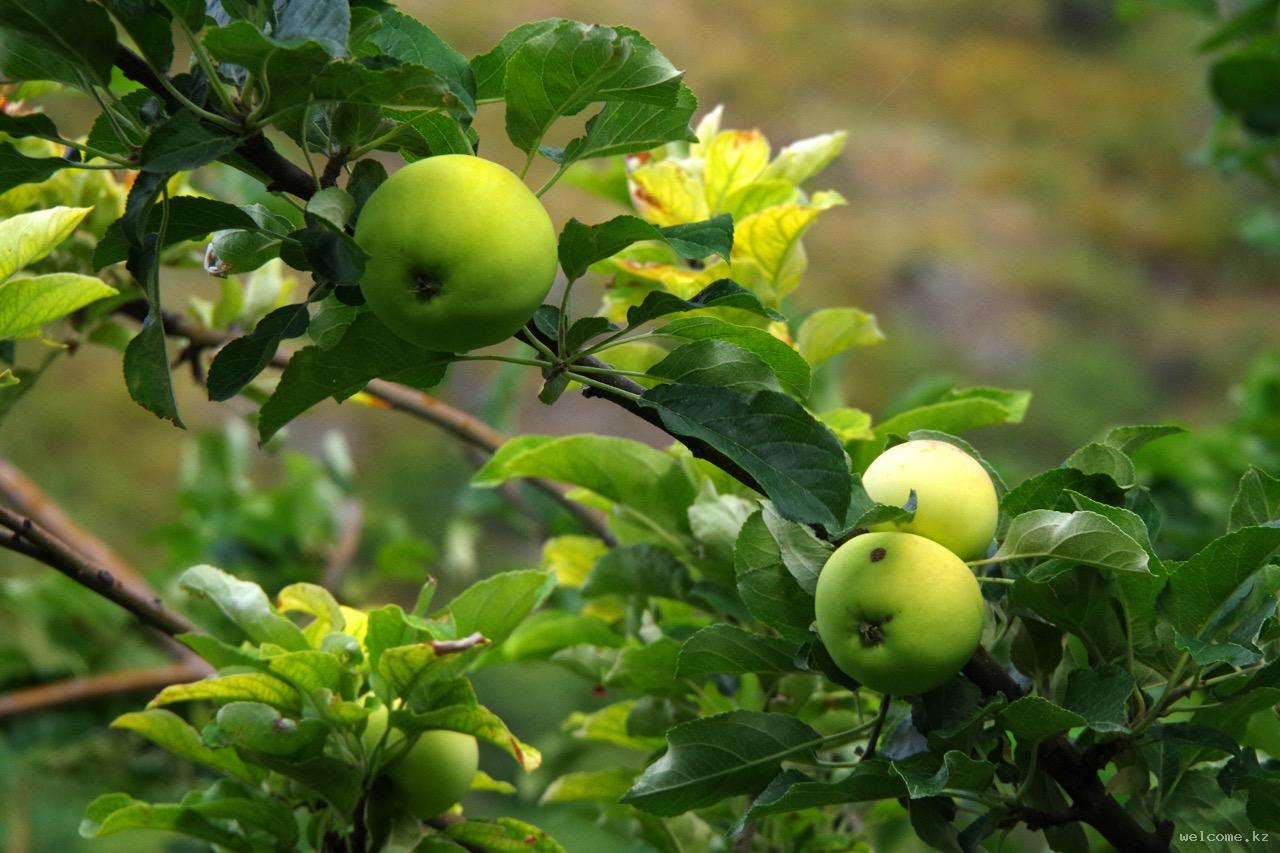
[858,615,892,646]
[410,268,445,302]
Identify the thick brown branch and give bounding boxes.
[0,660,207,720]
[962,647,1171,852]
[0,507,197,637]
[112,45,317,200]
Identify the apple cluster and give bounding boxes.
[815,440,996,695]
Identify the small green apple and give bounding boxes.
[814,531,985,695]
[354,154,558,353]
[861,439,998,561]
[361,703,478,819]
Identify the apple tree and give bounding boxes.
[0,1,1278,852]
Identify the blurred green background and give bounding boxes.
[2,1,1278,849]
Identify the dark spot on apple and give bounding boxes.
[870,547,887,562]
[409,268,444,302]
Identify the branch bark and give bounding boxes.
[0,660,207,720]
[0,458,147,592]
[0,507,197,637]
[963,647,1171,852]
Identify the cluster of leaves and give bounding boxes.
[82,564,560,851]
[469,408,1280,851]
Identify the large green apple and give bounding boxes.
[861,439,998,561]
[354,154,558,353]
[814,531,985,695]
[362,704,478,819]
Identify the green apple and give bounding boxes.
[861,439,998,560]
[362,703,478,819]
[814,531,985,695]
[354,154,558,353]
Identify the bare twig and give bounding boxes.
[0,660,207,720]
[0,507,197,637]
[0,458,148,592]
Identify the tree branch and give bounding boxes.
[112,45,317,200]
[0,660,207,720]
[0,507,197,637]
[0,458,147,592]
[962,647,1171,852]
[124,305,616,546]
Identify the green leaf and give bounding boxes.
[892,750,996,798]
[676,625,798,677]
[442,817,565,853]
[796,307,884,366]
[639,384,850,529]
[655,317,809,398]
[1063,442,1136,489]
[490,611,622,663]
[759,130,849,185]
[473,434,697,534]
[1164,527,1280,641]
[867,388,1030,457]
[95,196,258,268]
[206,303,310,401]
[604,638,683,695]
[178,564,310,650]
[81,794,254,851]
[996,696,1086,744]
[622,711,823,816]
[0,273,115,338]
[556,82,698,166]
[1103,423,1186,455]
[1230,467,1280,531]
[258,312,450,442]
[394,679,541,771]
[0,0,117,85]
[350,4,475,113]
[503,21,683,155]
[646,339,783,395]
[734,510,817,640]
[470,19,563,101]
[148,672,301,713]
[305,186,355,229]
[581,544,692,600]
[139,112,240,173]
[1062,664,1135,733]
[621,279,783,330]
[1064,490,1164,573]
[1210,48,1280,135]
[123,315,183,427]
[743,763,902,820]
[539,769,638,804]
[558,214,732,282]
[102,0,175,71]
[112,709,257,782]
[1001,467,1125,519]
[0,141,67,193]
[437,569,556,647]
[991,510,1151,573]
[274,0,349,56]
[0,111,61,142]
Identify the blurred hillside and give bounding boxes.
[5,0,1275,559]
